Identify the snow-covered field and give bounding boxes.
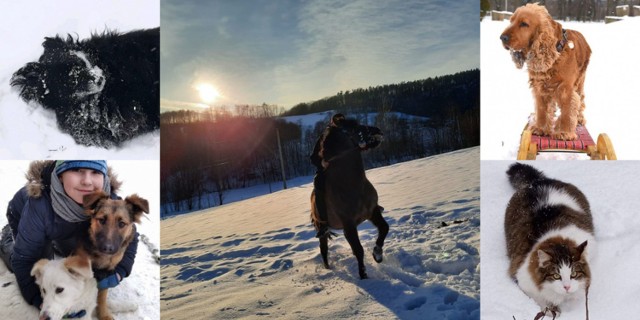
[481,17,640,159]
[481,161,640,319]
[161,147,480,319]
[0,161,160,320]
[0,1,160,159]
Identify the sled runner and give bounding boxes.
[517,114,616,160]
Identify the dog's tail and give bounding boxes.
[506,163,546,190]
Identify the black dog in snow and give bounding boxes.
[10,27,160,148]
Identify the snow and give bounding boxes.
[0,161,160,320]
[161,147,479,319]
[0,1,160,159]
[481,17,640,160]
[481,161,640,319]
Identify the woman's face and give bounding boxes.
[60,168,105,204]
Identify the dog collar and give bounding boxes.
[62,309,87,319]
[556,29,569,52]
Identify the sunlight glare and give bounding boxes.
[196,83,220,104]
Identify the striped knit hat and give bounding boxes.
[54,160,108,176]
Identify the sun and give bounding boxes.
[196,83,220,104]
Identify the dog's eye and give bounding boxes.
[56,287,64,294]
[98,217,107,225]
[118,221,127,229]
[42,288,46,294]
[520,22,529,27]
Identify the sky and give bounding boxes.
[160,0,480,112]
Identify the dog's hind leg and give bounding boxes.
[553,84,580,140]
[97,288,113,320]
[319,235,330,269]
[575,72,587,126]
[369,205,389,263]
[343,223,367,279]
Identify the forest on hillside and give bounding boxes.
[160,70,479,215]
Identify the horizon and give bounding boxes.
[161,67,479,114]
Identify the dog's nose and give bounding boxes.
[500,34,510,43]
[100,244,116,254]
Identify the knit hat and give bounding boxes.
[54,160,108,176]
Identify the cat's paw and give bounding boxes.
[534,306,560,320]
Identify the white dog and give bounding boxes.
[30,255,97,320]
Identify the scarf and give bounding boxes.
[50,171,112,223]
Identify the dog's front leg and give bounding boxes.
[529,89,554,136]
[553,87,579,140]
[97,288,113,320]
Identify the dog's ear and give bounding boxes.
[528,10,561,72]
[83,191,109,215]
[42,36,66,51]
[125,194,149,223]
[64,255,93,280]
[30,259,50,282]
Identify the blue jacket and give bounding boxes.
[7,161,137,308]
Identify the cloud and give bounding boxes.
[160,98,209,113]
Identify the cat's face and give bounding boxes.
[537,240,590,295]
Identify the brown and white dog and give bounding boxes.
[77,191,149,320]
[31,255,97,320]
[500,3,591,140]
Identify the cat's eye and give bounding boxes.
[552,274,561,280]
[571,271,578,278]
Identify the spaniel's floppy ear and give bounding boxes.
[528,9,561,72]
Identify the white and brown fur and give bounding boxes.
[505,163,594,315]
[31,255,97,320]
[77,191,149,320]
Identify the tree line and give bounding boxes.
[161,70,479,217]
[482,0,638,21]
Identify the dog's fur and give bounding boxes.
[77,191,149,320]
[500,4,591,140]
[10,28,159,148]
[30,255,97,320]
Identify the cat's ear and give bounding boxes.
[576,241,588,257]
[537,250,552,267]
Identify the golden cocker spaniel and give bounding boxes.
[500,3,591,140]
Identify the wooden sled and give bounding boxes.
[518,115,616,160]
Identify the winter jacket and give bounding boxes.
[7,161,138,308]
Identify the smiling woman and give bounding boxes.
[195,83,220,104]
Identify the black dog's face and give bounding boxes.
[10,36,105,106]
[337,119,384,151]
